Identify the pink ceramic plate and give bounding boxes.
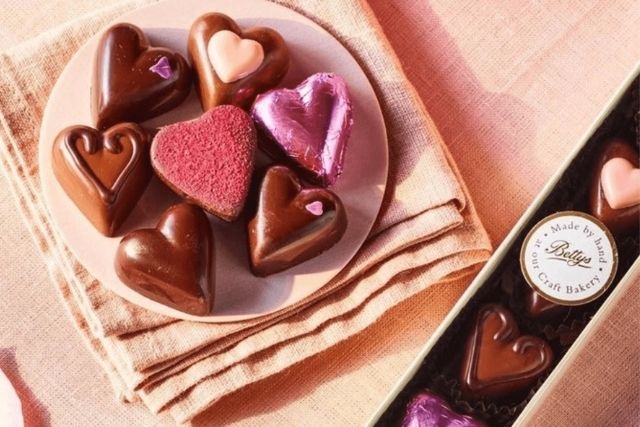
[38,0,388,322]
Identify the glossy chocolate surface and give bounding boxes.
[52,123,152,236]
[589,138,640,236]
[188,13,290,111]
[251,73,354,187]
[115,203,214,316]
[460,304,554,400]
[525,287,566,319]
[92,23,192,130]
[401,391,486,427]
[248,165,347,277]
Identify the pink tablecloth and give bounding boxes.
[0,0,638,426]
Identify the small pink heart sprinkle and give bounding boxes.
[305,201,324,216]
[149,56,173,80]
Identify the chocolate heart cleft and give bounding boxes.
[251,72,354,187]
[402,391,487,427]
[588,138,640,236]
[248,165,347,277]
[151,105,257,221]
[115,203,214,316]
[52,123,153,236]
[188,13,290,111]
[460,304,554,401]
[92,23,192,130]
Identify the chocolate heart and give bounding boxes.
[115,203,214,316]
[589,138,640,236]
[525,287,566,319]
[401,391,487,427]
[248,165,347,276]
[92,23,192,130]
[460,304,554,400]
[52,123,152,236]
[188,13,289,111]
[151,105,256,221]
[251,72,354,187]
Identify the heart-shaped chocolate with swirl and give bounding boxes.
[52,123,152,236]
[115,203,214,316]
[248,165,347,277]
[460,304,554,400]
[92,23,192,130]
[589,138,640,236]
[188,13,290,111]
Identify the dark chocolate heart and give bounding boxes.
[92,23,192,130]
[588,138,640,236]
[248,165,347,276]
[52,123,152,236]
[525,287,566,319]
[460,304,554,400]
[115,203,214,316]
[188,13,289,111]
[401,391,487,427]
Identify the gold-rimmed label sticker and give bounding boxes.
[520,211,618,306]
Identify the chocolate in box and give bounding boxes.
[368,64,640,426]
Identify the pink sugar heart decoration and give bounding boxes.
[251,72,354,187]
[150,105,256,221]
[149,56,173,80]
[207,30,264,83]
[305,200,324,216]
[601,157,640,209]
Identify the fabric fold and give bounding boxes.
[0,0,492,423]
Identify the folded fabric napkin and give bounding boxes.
[0,0,491,423]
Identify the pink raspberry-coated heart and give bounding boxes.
[251,72,353,187]
[151,105,256,221]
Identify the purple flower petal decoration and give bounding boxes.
[149,56,173,80]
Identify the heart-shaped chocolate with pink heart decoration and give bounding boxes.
[401,391,487,427]
[251,73,354,187]
[188,13,289,111]
[589,138,640,236]
[92,23,192,130]
[52,123,153,236]
[151,105,257,221]
[248,165,347,277]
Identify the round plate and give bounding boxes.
[0,369,23,427]
[39,0,388,322]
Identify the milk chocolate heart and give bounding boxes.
[251,72,354,187]
[401,391,486,427]
[589,138,640,236]
[151,105,257,221]
[460,304,554,400]
[52,123,152,236]
[115,203,214,316]
[188,13,289,111]
[248,165,347,276]
[92,23,192,130]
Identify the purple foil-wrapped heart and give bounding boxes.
[251,72,353,187]
[401,392,486,427]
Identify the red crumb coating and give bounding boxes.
[151,105,256,221]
